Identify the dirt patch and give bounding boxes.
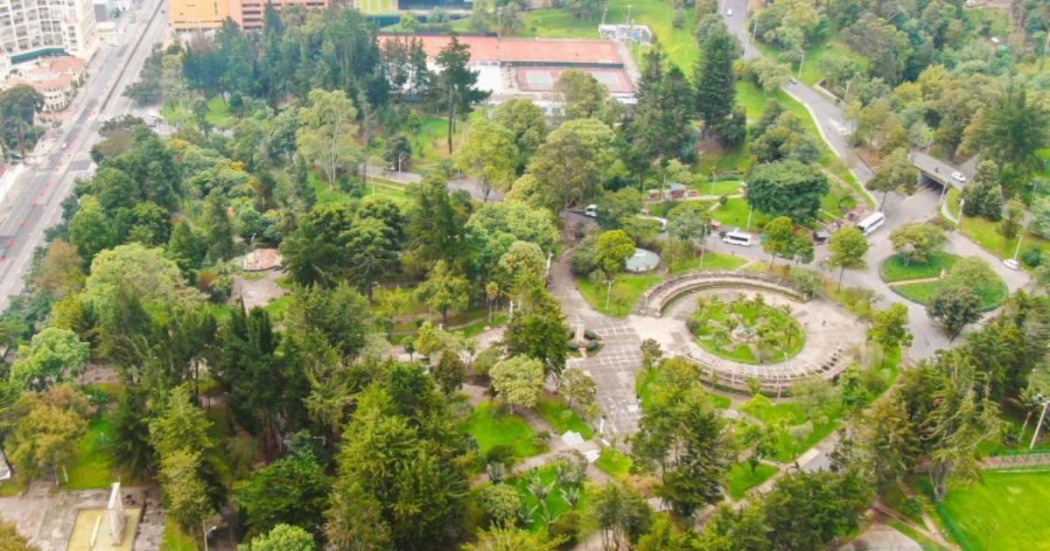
[231,270,287,311]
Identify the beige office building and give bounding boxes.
[169,0,228,31]
[0,0,99,62]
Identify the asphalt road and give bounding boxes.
[0,0,168,310]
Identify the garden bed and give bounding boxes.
[688,294,805,364]
[880,252,961,283]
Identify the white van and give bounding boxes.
[584,204,598,218]
[722,230,753,247]
[857,212,885,235]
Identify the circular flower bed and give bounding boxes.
[686,293,805,364]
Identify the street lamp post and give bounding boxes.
[397,152,406,183]
[746,203,754,232]
[1013,233,1024,262]
[1030,396,1049,450]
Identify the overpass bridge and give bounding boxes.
[909,150,973,190]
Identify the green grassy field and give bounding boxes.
[66,416,118,490]
[927,472,1050,551]
[577,274,662,317]
[467,401,544,459]
[692,180,745,196]
[726,462,778,500]
[880,252,961,283]
[669,251,749,273]
[521,0,700,70]
[960,214,1050,271]
[161,518,198,551]
[536,395,594,439]
[354,0,397,14]
[710,196,769,230]
[893,278,1007,310]
[594,448,633,481]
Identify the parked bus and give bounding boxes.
[722,230,754,247]
[857,212,885,235]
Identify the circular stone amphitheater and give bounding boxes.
[629,272,866,394]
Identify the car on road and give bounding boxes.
[726,8,733,15]
[1003,258,1020,270]
[950,171,967,183]
[61,142,68,150]
[584,204,598,218]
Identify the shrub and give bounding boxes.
[473,348,503,378]
[549,511,581,545]
[1022,245,1044,267]
[478,484,523,528]
[486,445,517,467]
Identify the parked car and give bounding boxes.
[951,171,967,183]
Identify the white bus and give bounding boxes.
[857,212,885,235]
[722,230,754,247]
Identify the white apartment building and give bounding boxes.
[0,0,99,63]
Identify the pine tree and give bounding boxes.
[695,24,739,138]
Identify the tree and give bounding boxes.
[9,328,90,390]
[640,339,663,370]
[928,284,981,341]
[868,303,912,358]
[856,397,917,492]
[84,243,198,311]
[477,484,523,527]
[490,356,545,413]
[238,524,315,551]
[0,84,43,157]
[503,287,569,379]
[495,241,546,297]
[418,260,471,326]
[491,99,547,171]
[296,89,360,185]
[977,85,1050,175]
[596,230,636,274]
[746,160,830,223]
[889,223,946,265]
[33,240,84,298]
[867,148,918,208]
[525,118,621,212]
[6,388,88,480]
[555,69,621,124]
[433,349,467,394]
[763,471,873,549]
[762,216,796,269]
[293,155,316,209]
[435,35,489,153]
[69,196,116,266]
[159,449,215,536]
[961,161,1004,220]
[589,483,652,550]
[695,21,740,141]
[558,369,598,418]
[202,189,235,262]
[235,454,331,540]
[456,119,518,201]
[632,371,731,515]
[828,227,868,288]
[167,220,208,275]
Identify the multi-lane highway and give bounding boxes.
[0,0,169,310]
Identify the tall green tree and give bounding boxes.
[235,452,331,541]
[695,21,740,141]
[746,160,830,223]
[977,85,1050,176]
[828,227,869,288]
[435,35,489,153]
[455,119,518,202]
[296,89,361,185]
[927,284,981,341]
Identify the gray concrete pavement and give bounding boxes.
[0,0,169,311]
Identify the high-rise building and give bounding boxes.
[170,0,327,32]
[227,0,327,30]
[169,0,228,31]
[0,0,99,62]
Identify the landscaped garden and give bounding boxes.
[726,462,778,501]
[535,394,594,439]
[880,252,961,283]
[508,460,590,532]
[887,257,1008,310]
[739,394,843,463]
[687,294,805,364]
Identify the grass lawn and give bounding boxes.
[577,274,662,317]
[669,251,749,273]
[509,463,590,531]
[354,0,397,14]
[595,448,633,481]
[960,214,1050,272]
[467,401,544,459]
[726,462,778,501]
[204,96,235,128]
[66,415,118,490]
[522,0,700,70]
[692,180,744,196]
[536,394,594,439]
[740,395,842,462]
[880,252,961,283]
[161,517,198,551]
[888,520,951,551]
[635,367,732,412]
[947,188,962,219]
[710,196,769,230]
[893,278,1007,310]
[926,471,1050,551]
